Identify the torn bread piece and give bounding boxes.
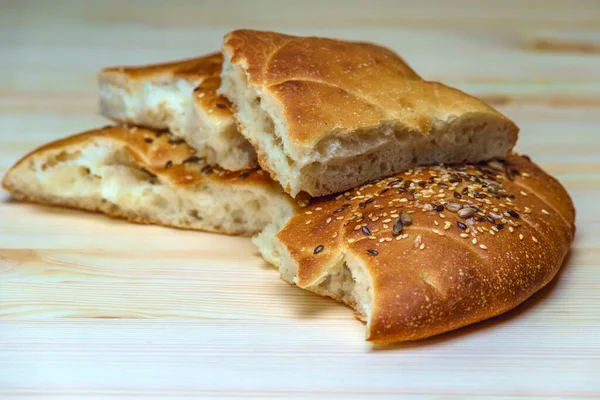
[255,155,575,343]
[220,29,520,197]
[99,53,257,171]
[2,125,295,236]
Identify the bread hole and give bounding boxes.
[247,199,262,212]
[152,195,168,209]
[77,166,91,177]
[189,209,204,221]
[44,150,82,169]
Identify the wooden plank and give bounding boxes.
[1,0,599,398]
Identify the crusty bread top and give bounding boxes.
[222,29,519,148]
[275,155,575,342]
[3,125,274,191]
[99,53,233,122]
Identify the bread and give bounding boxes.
[220,29,520,197]
[255,154,575,343]
[2,125,296,236]
[98,53,257,171]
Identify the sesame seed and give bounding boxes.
[519,234,524,240]
[457,221,467,230]
[458,207,477,218]
[532,236,539,244]
[336,216,343,220]
[183,155,201,164]
[413,235,422,248]
[313,245,324,254]
[509,226,515,233]
[361,226,371,236]
[297,197,311,207]
[524,207,532,214]
[419,243,425,250]
[366,249,379,256]
[326,217,332,224]
[542,209,550,215]
[439,213,446,219]
[445,202,462,212]
[315,207,322,211]
[432,229,445,236]
[382,218,392,223]
[434,220,439,226]
[472,238,478,245]
[444,221,452,230]
[479,244,488,250]
[520,191,528,196]
[305,220,312,225]
[460,233,469,238]
[305,211,313,215]
[507,209,520,219]
[400,212,412,226]
[348,238,356,243]
[332,232,338,238]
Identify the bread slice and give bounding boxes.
[98,53,257,171]
[2,125,296,236]
[220,30,520,197]
[255,155,575,343]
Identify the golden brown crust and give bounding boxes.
[275,155,575,342]
[99,53,233,121]
[4,125,272,189]
[2,125,283,236]
[223,29,519,148]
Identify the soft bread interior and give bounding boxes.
[3,138,292,235]
[220,55,515,197]
[193,102,258,171]
[220,58,295,188]
[254,218,374,326]
[99,78,256,171]
[100,79,196,139]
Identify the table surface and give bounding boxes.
[1,1,600,398]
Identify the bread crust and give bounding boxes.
[223,30,518,148]
[99,53,258,171]
[99,54,235,123]
[221,30,520,197]
[274,155,575,342]
[2,125,287,235]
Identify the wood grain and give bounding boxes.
[1,0,599,398]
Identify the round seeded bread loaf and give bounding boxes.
[256,154,575,343]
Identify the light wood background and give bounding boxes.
[1,1,600,398]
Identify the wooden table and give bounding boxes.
[1,1,599,398]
